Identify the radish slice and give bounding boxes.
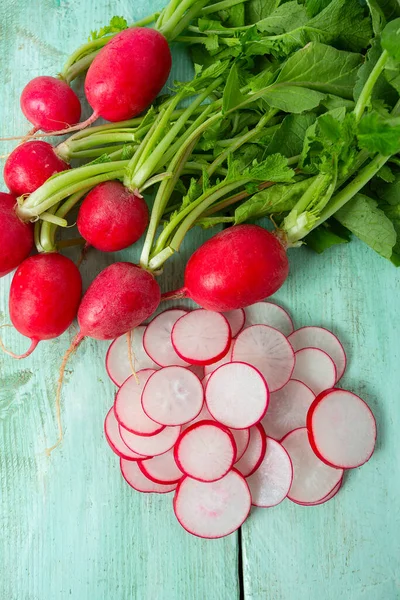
[174,421,236,482]
[246,437,293,507]
[114,370,164,436]
[120,423,181,457]
[235,423,267,477]
[205,362,269,429]
[141,366,204,426]
[143,309,190,367]
[281,428,343,504]
[188,364,205,379]
[288,326,346,382]
[204,341,233,376]
[201,374,211,390]
[230,428,250,461]
[307,389,377,469]
[104,408,148,460]
[294,477,343,506]
[223,308,245,337]
[120,458,177,493]
[173,470,251,538]
[183,403,214,428]
[244,302,294,336]
[106,326,159,386]
[138,448,183,485]
[232,325,295,392]
[171,310,231,366]
[292,348,336,395]
[261,379,315,441]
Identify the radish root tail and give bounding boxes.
[0,327,39,359]
[0,113,98,142]
[126,330,140,385]
[160,287,187,303]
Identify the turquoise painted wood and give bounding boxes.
[0,1,399,599]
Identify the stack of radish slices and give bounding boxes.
[104,303,377,539]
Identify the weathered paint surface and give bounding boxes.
[0,1,399,599]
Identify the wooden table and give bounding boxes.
[1,1,399,598]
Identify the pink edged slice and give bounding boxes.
[294,477,343,506]
[246,437,293,507]
[292,348,336,395]
[288,326,346,382]
[235,423,267,478]
[120,458,177,493]
[230,428,250,461]
[143,309,190,367]
[120,423,181,457]
[223,308,245,337]
[204,341,233,376]
[104,408,148,460]
[244,302,294,336]
[138,448,183,485]
[106,325,159,386]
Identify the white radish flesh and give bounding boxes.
[114,370,164,436]
[120,458,177,493]
[141,366,204,426]
[292,348,336,395]
[235,423,267,477]
[206,362,269,429]
[244,302,294,336]
[232,325,295,392]
[173,470,251,538]
[106,326,159,386]
[288,326,346,382]
[262,379,315,441]
[183,403,213,428]
[172,309,231,365]
[143,309,190,367]
[120,423,181,457]
[104,408,148,460]
[281,428,343,504]
[246,437,293,507]
[294,477,343,506]
[204,341,233,376]
[138,448,183,484]
[230,428,250,461]
[307,389,377,469]
[223,308,245,337]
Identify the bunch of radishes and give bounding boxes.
[104,301,376,539]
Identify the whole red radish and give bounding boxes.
[0,192,34,278]
[77,181,149,251]
[20,76,81,132]
[4,141,69,196]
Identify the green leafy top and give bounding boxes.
[89,16,128,41]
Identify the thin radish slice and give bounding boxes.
[141,366,204,426]
[120,459,177,493]
[281,428,343,504]
[235,423,267,477]
[201,374,211,390]
[288,326,346,382]
[114,370,164,436]
[307,389,377,469]
[244,302,294,336]
[261,380,315,441]
[232,325,295,392]
[292,348,336,395]
[183,403,214,428]
[294,477,343,506]
[106,326,159,386]
[173,470,251,539]
[206,362,269,429]
[138,448,183,484]
[188,364,205,379]
[120,423,181,457]
[143,309,190,367]
[104,408,148,460]
[223,308,245,337]
[246,437,292,507]
[171,309,231,366]
[204,341,233,376]
[230,428,250,461]
[174,421,236,482]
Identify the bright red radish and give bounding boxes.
[205,362,269,429]
[77,181,149,252]
[307,389,377,469]
[235,423,267,478]
[261,380,315,441]
[0,192,34,278]
[4,141,69,196]
[114,370,164,436]
[223,309,245,337]
[174,421,236,482]
[171,309,231,365]
[204,341,233,376]
[288,326,347,382]
[232,325,295,392]
[173,470,251,539]
[106,326,159,387]
[120,458,177,494]
[281,428,343,504]
[120,422,181,457]
[244,302,294,336]
[138,448,183,485]
[246,437,293,507]
[295,477,343,506]
[292,347,336,395]
[143,309,190,367]
[104,407,148,461]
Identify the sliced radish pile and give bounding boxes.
[247,437,293,507]
[232,325,295,392]
[281,428,343,504]
[173,470,251,538]
[223,308,245,337]
[144,309,190,367]
[235,423,267,477]
[295,477,343,506]
[307,389,377,469]
[120,423,181,457]
[141,366,204,426]
[138,448,183,485]
[244,302,294,336]
[288,326,346,382]
[172,309,231,365]
[204,341,233,376]
[205,362,269,429]
[106,326,159,386]
[121,459,177,494]
[174,421,236,482]
[188,364,205,379]
[104,408,148,460]
[230,428,250,462]
[261,379,315,441]
[292,348,336,395]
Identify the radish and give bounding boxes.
[188,364,205,379]
[4,141,69,196]
[223,309,245,337]
[120,422,181,457]
[292,348,336,395]
[205,362,269,429]
[138,448,183,485]
[246,437,293,508]
[261,380,315,441]
[230,428,250,462]
[141,366,204,426]
[114,370,164,436]
[307,389,377,469]
[174,421,236,482]
[294,477,343,506]
[104,407,148,461]
[77,181,149,252]
[288,326,347,382]
[143,309,190,367]
[244,302,294,336]
[173,470,251,539]
[232,325,295,392]
[235,423,267,478]
[106,326,159,387]
[182,403,213,428]
[0,192,34,278]
[201,374,211,390]
[120,458,177,494]
[281,428,343,504]
[171,309,231,365]
[203,341,233,376]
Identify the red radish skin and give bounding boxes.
[77,181,149,252]
[138,448,183,485]
[0,193,34,278]
[235,423,267,478]
[4,141,69,196]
